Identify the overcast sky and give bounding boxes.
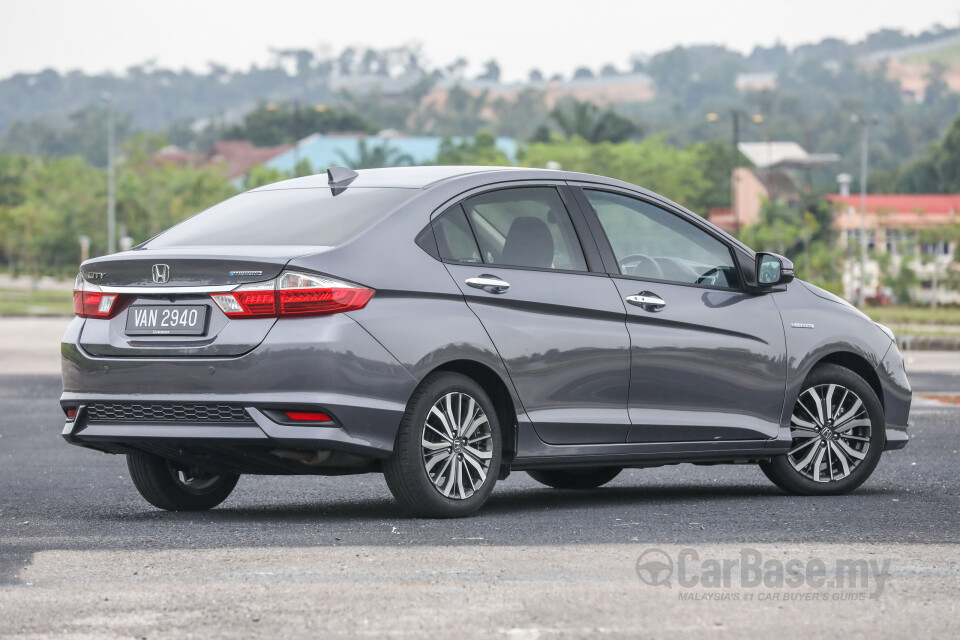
[2,0,958,81]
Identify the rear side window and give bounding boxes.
[460,187,587,271]
[434,205,482,263]
[146,187,416,247]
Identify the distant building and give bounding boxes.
[205,141,293,180]
[828,194,960,304]
[709,141,839,232]
[735,72,777,92]
[417,72,656,117]
[154,141,292,180]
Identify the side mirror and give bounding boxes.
[756,252,795,286]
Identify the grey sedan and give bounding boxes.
[61,166,911,517]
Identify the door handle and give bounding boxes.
[626,291,666,311]
[465,275,510,294]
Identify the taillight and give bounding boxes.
[210,271,374,319]
[210,281,277,318]
[73,274,123,319]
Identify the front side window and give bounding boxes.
[584,190,740,289]
[459,187,587,271]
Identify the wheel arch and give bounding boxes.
[428,359,518,468]
[809,351,885,412]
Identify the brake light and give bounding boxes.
[73,274,123,318]
[211,271,374,318]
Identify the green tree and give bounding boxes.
[244,165,287,190]
[894,110,960,193]
[739,197,842,292]
[1,105,135,167]
[548,100,640,144]
[0,139,237,276]
[647,46,692,96]
[435,132,510,166]
[222,103,377,146]
[519,136,709,211]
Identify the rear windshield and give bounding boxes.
[146,187,417,247]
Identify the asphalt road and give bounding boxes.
[1,373,958,638]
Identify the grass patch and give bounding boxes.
[859,305,960,326]
[0,288,74,317]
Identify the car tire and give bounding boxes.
[527,467,623,489]
[383,372,502,518]
[760,363,885,496]
[126,453,239,511]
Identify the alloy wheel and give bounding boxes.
[421,391,493,499]
[788,383,871,482]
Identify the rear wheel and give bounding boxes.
[384,372,501,518]
[527,467,622,489]
[126,453,239,511]
[760,364,884,496]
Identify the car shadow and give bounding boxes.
[110,481,895,525]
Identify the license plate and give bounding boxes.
[125,305,208,336]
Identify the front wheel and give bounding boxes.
[383,372,502,518]
[126,453,239,511]
[760,364,885,496]
[527,467,622,489]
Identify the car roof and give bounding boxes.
[249,166,522,191]
[248,165,753,256]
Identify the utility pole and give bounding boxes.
[103,93,116,254]
[854,114,877,307]
[732,111,740,234]
[292,100,301,174]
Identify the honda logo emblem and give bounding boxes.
[151,264,170,284]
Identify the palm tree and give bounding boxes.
[549,100,639,144]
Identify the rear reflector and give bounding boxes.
[284,411,333,422]
[211,271,373,318]
[65,407,77,420]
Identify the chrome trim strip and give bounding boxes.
[98,284,240,294]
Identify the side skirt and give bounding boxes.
[511,420,793,470]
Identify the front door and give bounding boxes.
[575,187,787,443]
[432,185,631,445]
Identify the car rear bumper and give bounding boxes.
[60,314,419,465]
[884,424,909,451]
[61,403,399,459]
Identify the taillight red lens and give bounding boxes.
[284,411,332,422]
[236,290,277,315]
[210,281,277,317]
[73,282,121,318]
[211,271,374,319]
[278,287,375,316]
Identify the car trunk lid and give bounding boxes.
[77,246,324,357]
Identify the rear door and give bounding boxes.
[572,185,787,443]
[434,184,632,445]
